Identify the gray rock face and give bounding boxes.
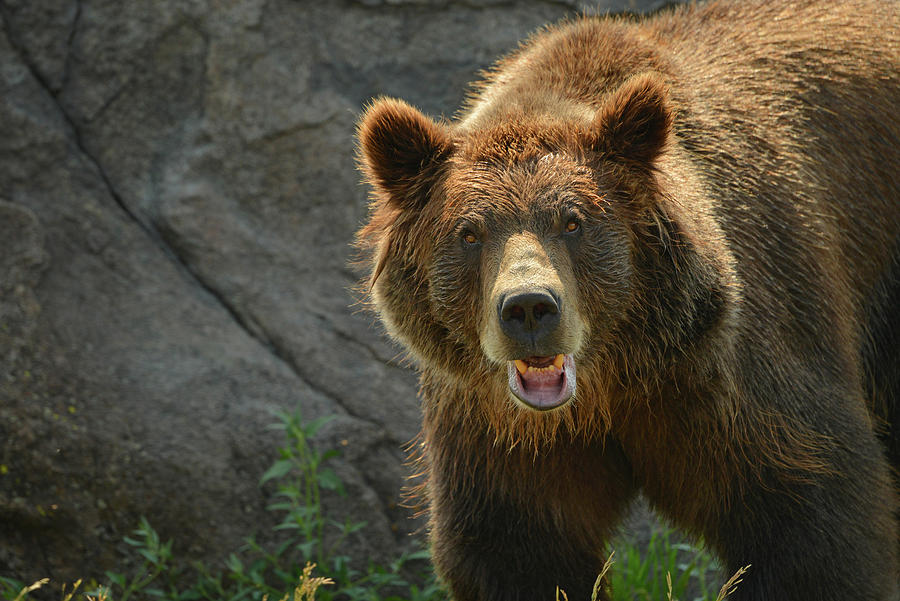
[0,0,665,585]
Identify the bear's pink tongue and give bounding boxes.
[507,354,576,410]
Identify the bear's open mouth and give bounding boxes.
[506,354,576,410]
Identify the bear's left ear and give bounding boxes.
[357,98,453,212]
[586,72,673,166]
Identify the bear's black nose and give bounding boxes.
[499,289,561,347]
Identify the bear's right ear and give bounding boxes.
[357,98,453,211]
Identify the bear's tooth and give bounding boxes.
[553,354,565,369]
[514,360,528,374]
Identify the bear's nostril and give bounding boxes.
[533,302,556,321]
[506,305,526,322]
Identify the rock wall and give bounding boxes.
[0,0,662,584]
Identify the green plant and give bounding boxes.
[607,529,719,601]
[212,408,444,601]
[101,516,180,601]
[250,412,444,601]
[260,412,364,572]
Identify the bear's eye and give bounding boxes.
[463,231,479,245]
[565,219,580,233]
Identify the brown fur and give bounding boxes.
[355,1,900,599]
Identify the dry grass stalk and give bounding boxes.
[12,579,48,601]
[716,565,750,601]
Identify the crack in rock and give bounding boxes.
[0,11,369,425]
[59,0,80,92]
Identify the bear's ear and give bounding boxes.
[357,98,453,211]
[587,72,673,166]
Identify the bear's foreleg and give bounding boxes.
[691,405,899,600]
[424,426,635,601]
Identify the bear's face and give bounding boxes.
[357,74,673,412]
[428,153,637,410]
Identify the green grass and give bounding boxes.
[0,409,742,601]
[607,528,718,601]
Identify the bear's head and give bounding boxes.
[356,73,721,421]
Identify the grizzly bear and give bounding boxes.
[355,0,900,599]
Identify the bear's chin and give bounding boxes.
[506,354,576,411]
